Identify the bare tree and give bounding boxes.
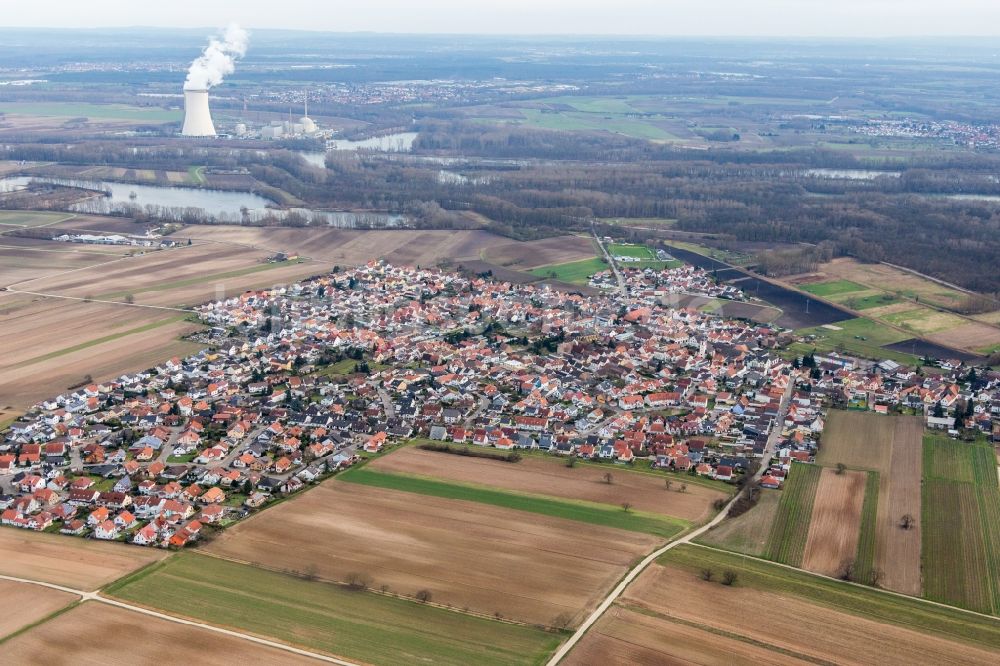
[551,612,573,631]
[899,514,915,530]
[699,568,714,582]
[679,483,687,493]
[621,501,632,513]
[721,570,738,586]
[344,572,372,591]
[124,293,135,304]
[303,563,319,581]
[415,589,432,603]
[602,472,614,485]
[838,559,855,582]
[870,568,884,588]
[835,462,846,475]
[664,479,673,491]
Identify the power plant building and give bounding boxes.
[181,89,216,137]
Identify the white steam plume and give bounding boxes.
[184,24,249,91]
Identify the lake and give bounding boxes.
[0,176,406,228]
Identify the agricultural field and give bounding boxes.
[0,580,79,640]
[853,471,881,585]
[529,257,607,284]
[481,234,596,271]
[0,210,74,228]
[794,317,915,364]
[800,468,867,577]
[340,467,689,538]
[764,462,822,566]
[105,554,560,666]
[573,544,1000,666]
[922,435,1000,614]
[369,447,726,523]
[695,489,781,556]
[206,479,660,627]
[0,529,166,591]
[0,102,181,123]
[0,602,323,665]
[799,279,868,297]
[787,257,1000,353]
[818,410,896,471]
[875,416,924,596]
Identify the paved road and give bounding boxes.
[753,373,796,483]
[591,225,625,296]
[0,571,357,664]
[464,395,490,427]
[544,477,745,665]
[376,387,395,419]
[547,372,797,665]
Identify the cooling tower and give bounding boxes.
[182,89,216,137]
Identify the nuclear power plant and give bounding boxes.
[181,89,216,137]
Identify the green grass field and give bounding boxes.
[339,467,688,539]
[764,462,821,565]
[662,545,1000,651]
[105,554,559,666]
[0,102,181,122]
[854,471,880,585]
[608,243,655,259]
[793,317,916,364]
[0,211,74,227]
[840,293,901,310]
[694,489,781,556]
[922,435,1000,614]
[529,257,607,284]
[799,280,867,297]
[515,108,681,142]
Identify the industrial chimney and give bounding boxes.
[182,89,216,137]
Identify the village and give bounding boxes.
[0,260,995,549]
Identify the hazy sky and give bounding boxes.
[8,0,1000,37]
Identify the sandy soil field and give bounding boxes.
[617,562,999,666]
[483,235,596,270]
[0,580,79,639]
[801,468,867,576]
[0,530,166,591]
[817,410,894,472]
[207,481,658,627]
[928,320,1000,352]
[566,605,801,666]
[370,447,725,523]
[875,416,924,596]
[0,602,321,665]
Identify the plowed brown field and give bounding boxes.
[876,416,924,596]
[801,468,867,577]
[0,580,78,639]
[206,481,658,627]
[0,602,320,665]
[370,447,725,523]
[611,561,999,666]
[0,530,166,591]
